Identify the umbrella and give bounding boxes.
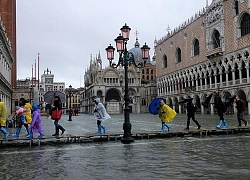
[202,94,212,108]
[178,98,193,103]
[225,95,236,107]
[149,98,166,115]
[43,91,66,105]
[178,99,186,103]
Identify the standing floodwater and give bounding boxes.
[0,134,250,180]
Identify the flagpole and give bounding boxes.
[38,53,40,90]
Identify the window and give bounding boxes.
[162,55,167,68]
[241,13,250,36]
[193,39,200,56]
[176,48,181,63]
[212,30,220,49]
[233,1,239,16]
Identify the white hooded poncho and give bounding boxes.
[94,98,111,121]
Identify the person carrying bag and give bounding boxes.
[51,96,65,136]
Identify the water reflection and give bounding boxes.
[0,135,250,180]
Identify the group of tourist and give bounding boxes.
[0,90,248,139]
[157,90,248,132]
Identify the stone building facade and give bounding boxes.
[12,69,66,113]
[155,0,250,115]
[0,15,14,113]
[0,0,16,88]
[83,38,157,114]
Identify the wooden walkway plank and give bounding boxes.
[1,126,250,147]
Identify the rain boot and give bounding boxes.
[52,126,59,136]
[222,120,228,129]
[100,124,107,133]
[0,127,9,139]
[24,124,30,137]
[58,125,65,135]
[95,125,102,135]
[194,120,201,129]
[164,123,171,131]
[216,120,223,129]
[12,127,21,138]
[160,124,165,133]
[25,129,33,138]
[185,120,190,130]
[38,132,44,138]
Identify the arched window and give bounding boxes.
[162,55,167,68]
[212,30,220,49]
[193,39,200,56]
[241,13,250,36]
[176,48,181,63]
[233,1,239,15]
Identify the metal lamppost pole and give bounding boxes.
[68,85,73,121]
[105,23,150,144]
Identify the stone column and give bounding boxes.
[248,101,250,115]
[179,104,182,114]
[214,73,217,88]
[219,72,223,87]
[226,71,229,87]
[232,69,235,85]
[246,64,250,83]
[239,68,242,84]
[209,76,212,89]
[201,104,204,114]
[210,103,214,115]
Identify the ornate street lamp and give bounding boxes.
[68,85,73,121]
[106,23,150,144]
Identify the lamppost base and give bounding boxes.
[68,119,72,121]
[121,137,134,144]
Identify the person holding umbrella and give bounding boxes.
[158,99,177,132]
[51,96,65,136]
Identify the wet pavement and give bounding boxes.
[7,112,250,138]
[1,113,250,180]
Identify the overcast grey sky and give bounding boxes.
[16,0,212,88]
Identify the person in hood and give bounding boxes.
[93,98,111,135]
[158,99,176,132]
[12,98,30,138]
[0,100,10,139]
[26,104,44,138]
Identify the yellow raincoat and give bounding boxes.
[24,102,32,124]
[0,102,7,126]
[158,100,177,123]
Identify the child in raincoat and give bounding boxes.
[0,100,10,139]
[26,104,44,138]
[12,99,30,138]
[158,99,177,132]
[94,98,111,135]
